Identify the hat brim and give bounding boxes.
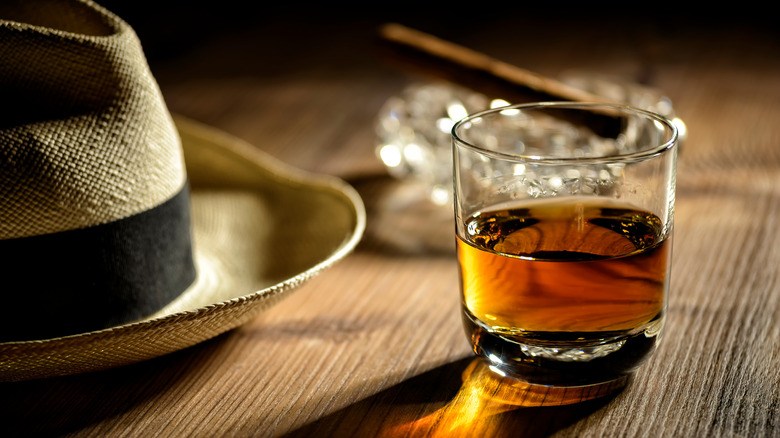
[0,115,366,382]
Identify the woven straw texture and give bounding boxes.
[0,0,365,381]
[0,115,365,382]
[0,0,185,239]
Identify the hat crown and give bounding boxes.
[0,0,186,239]
[0,0,195,342]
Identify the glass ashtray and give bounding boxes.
[375,72,686,206]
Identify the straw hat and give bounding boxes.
[0,0,365,382]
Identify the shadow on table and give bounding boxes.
[1,332,232,437]
[285,356,622,437]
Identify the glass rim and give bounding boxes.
[451,101,679,164]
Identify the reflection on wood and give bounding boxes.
[289,358,622,437]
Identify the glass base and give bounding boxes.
[461,358,628,407]
[463,311,660,388]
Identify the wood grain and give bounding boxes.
[3,6,779,437]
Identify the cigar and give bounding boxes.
[376,23,621,136]
[377,23,611,104]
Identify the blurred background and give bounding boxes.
[96,0,779,181]
[3,3,780,436]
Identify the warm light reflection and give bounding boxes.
[403,143,424,164]
[673,117,687,142]
[431,186,450,206]
[447,103,468,122]
[491,99,520,116]
[490,98,511,109]
[436,117,455,134]
[382,359,626,437]
[379,144,402,167]
[488,364,506,377]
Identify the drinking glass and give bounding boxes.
[452,102,678,393]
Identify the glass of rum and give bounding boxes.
[452,102,679,393]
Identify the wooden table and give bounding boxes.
[5,5,779,437]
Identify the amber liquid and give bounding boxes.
[457,197,671,385]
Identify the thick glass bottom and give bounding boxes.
[463,310,662,388]
[460,358,629,407]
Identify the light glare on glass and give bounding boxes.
[436,117,455,134]
[447,103,468,122]
[379,144,402,167]
[404,143,424,163]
